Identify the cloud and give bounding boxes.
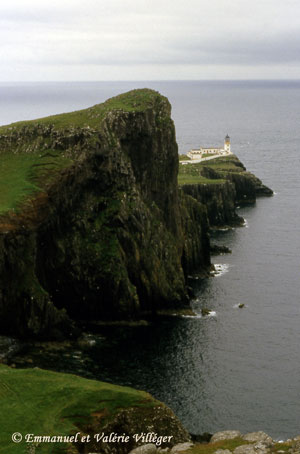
[1,0,300,80]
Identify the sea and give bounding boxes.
[1,80,300,440]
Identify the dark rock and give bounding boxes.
[190,432,212,443]
[0,90,210,339]
[201,308,211,316]
[210,244,232,255]
[181,180,243,227]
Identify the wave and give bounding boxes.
[211,263,230,277]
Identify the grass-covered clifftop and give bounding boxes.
[0,89,210,339]
[0,90,160,135]
[0,364,190,454]
[0,90,168,222]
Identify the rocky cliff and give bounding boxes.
[0,89,210,338]
[0,90,272,339]
[178,155,273,228]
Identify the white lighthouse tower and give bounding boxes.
[224,134,231,154]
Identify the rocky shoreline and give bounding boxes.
[130,430,300,454]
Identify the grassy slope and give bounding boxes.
[178,155,241,186]
[0,151,71,214]
[178,174,226,185]
[0,89,161,133]
[0,364,155,454]
[0,89,163,217]
[179,154,191,161]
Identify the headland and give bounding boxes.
[0,89,274,454]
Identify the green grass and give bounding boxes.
[197,156,244,172]
[271,442,293,452]
[0,364,155,454]
[0,151,72,215]
[178,162,226,186]
[178,155,244,186]
[0,89,165,133]
[0,89,166,218]
[179,154,191,161]
[201,153,218,158]
[202,162,242,171]
[178,174,225,185]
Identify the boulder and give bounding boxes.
[170,442,194,453]
[234,443,270,454]
[210,431,242,443]
[253,442,271,454]
[233,445,257,454]
[129,444,157,454]
[243,432,273,446]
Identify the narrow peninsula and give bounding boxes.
[0,89,274,454]
[0,89,272,339]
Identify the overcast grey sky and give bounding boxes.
[1,0,300,80]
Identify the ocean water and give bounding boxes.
[2,81,300,439]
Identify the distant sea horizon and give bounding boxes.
[1,78,300,81]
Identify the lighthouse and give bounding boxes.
[224,134,231,153]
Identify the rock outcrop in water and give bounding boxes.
[0,89,272,339]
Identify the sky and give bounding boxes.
[1,0,300,81]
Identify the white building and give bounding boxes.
[187,135,232,160]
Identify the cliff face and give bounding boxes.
[179,191,210,276]
[178,155,273,228]
[0,90,273,339]
[180,181,241,227]
[0,89,210,338]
